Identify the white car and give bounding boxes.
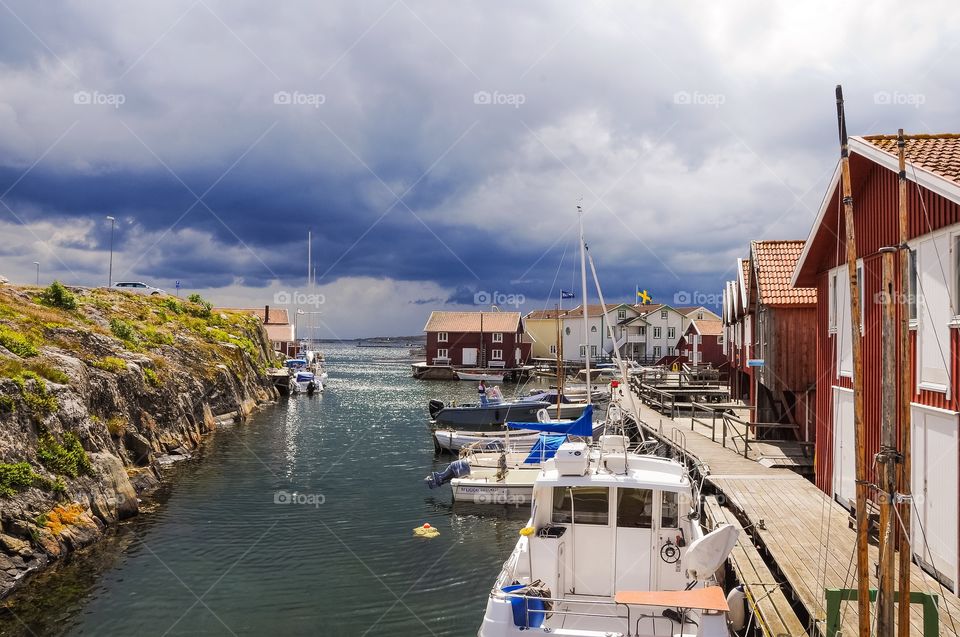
[111,281,166,296]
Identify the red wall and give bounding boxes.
[425,330,530,367]
[812,162,960,494]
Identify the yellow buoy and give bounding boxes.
[519,526,535,537]
[413,523,440,539]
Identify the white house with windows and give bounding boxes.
[550,304,647,363]
[625,304,689,361]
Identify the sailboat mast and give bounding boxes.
[835,84,871,635]
[896,128,913,636]
[555,304,563,412]
[578,205,592,401]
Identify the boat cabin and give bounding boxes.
[523,446,694,598]
[480,440,734,636]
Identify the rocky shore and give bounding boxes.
[0,282,278,597]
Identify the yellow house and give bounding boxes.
[523,309,566,359]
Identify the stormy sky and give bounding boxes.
[0,1,957,337]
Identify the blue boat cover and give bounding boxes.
[523,434,568,464]
[507,404,593,437]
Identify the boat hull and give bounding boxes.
[432,401,550,428]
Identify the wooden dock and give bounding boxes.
[632,398,960,636]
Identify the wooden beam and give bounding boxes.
[835,84,872,636]
[878,247,898,636]
[897,128,914,637]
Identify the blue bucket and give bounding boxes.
[502,584,546,628]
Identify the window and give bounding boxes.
[696,311,703,320]
[579,345,586,357]
[552,487,609,525]
[491,349,503,360]
[639,326,646,336]
[909,247,918,322]
[829,272,838,332]
[565,326,571,336]
[437,332,448,343]
[661,491,680,528]
[667,327,675,339]
[653,327,661,339]
[590,345,597,357]
[660,310,668,319]
[436,348,448,360]
[653,345,662,358]
[549,344,557,354]
[857,262,864,331]
[718,334,724,345]
[617,488,653,528]
[492,332,503,343]
[617,308,626,320]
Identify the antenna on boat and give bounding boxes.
[577,202,592,410]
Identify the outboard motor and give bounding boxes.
[307,381,316,396]
[425,459,471,489]
[428,399,445,420]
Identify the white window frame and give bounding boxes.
[549,344,557,354]
[579,345,586,357]
[590,345,597,357]
[653,327,661,339]
[639,326,646,335]
[667,327,676,339]
[653,345,662,358]
[491,349,503,361]
[492,332,503,343]
[436,348,449,359]
[914,228,955,396]
[617,308,626,320]
[660,310,668,320]
[828,271,838,333]
[437,332,448,343]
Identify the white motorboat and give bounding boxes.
[427,406,602,503]
[431,428,543,454]
[455,370,506,383]
[290,370,322,395]
[476,437,739,636]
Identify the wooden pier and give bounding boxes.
[631,395,960,636]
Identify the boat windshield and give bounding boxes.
[551,486,609,525]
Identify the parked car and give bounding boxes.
[111,281,166,296]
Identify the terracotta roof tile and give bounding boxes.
[691,318,723,336]
[862,134,960,185]
[224,307,290,325]
[750,240,816,306]
[423,311,521,333]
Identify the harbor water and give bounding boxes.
[0,344,537,636]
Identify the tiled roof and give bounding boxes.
[750,240,816,306]
[525,309,567,320]
[423,311,521,333]
[674,305,720,319]
[862,134,960,186]
[691,318,723,336]
[225,307,290,325]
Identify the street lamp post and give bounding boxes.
[32,262,39,286]
[106,216,116,287]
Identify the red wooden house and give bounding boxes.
[792,134,960,592]
[679,318,726,368]
[746,240,817,432]
[423,311,530,368]
[722,258,754,404]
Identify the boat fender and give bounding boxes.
[726,585,746,631]
[424,459,471,489]
[428,399,445,420]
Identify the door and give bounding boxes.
[614,488,654,592]
[552,487,613,595]
[832,387,855,507]
[912,405,960,591]
[462,347,477,366]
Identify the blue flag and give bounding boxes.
[560,290,575,299]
